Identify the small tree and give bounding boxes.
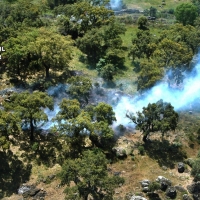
[94,102,116,125]
[90,121,115,150]
[0,109,21,151]
[59,150,124,199]
[56,99,81,121]
[67,76,92,105]
[4,91,53,141]
[126,99,179,142]
[137,16,149,30]
[148,181,161,193]
[191,159,200,181]
[55,101,117,153]
[150,6,157,18]
[175,3,198,26]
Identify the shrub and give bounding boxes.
[197,150,200,158]
[148,181,161,192]
[138,145,145,155]
[31,142,39,151]
[191,159,200,181]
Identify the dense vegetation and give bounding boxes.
[1,0,200,199]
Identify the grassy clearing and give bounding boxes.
[114,24,165,94]
[70,47,99,79]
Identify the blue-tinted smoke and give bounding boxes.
[113,54,200,128]
[38,54,200,131]
[110,0,122,10]
[38,84,69,130]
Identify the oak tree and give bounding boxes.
[60,150,124,200]
[126,99,179,142]
[4,91,53,141]
[175,3,198,26]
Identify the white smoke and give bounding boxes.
[110,0,123,10]
[37,53,200,132]
[113,54,200,128]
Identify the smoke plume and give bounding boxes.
[109,0,123,10]
[113,54,200,128]
[33,53,200,132]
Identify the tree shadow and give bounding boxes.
[132,60,141,73]
[18,130,63,168]
[0,150,32,198]
[144,139,187,169]
[102,81,116,88]
[148,193,162,200]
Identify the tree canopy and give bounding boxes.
[0,109,21,151]
[126,99,179,142]
[67,76,93,105]
[175,3,198,26]
[3,28,73,80]
[4,91,54,141]
[59,149,124,199]
[54,100,116,155]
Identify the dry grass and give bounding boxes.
[110,122,199,199]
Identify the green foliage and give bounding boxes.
[29,28,73,79]
[192,0,200,14]
[67,76,92,104]
[165,24,200,54]
[0,109,21,151]
[31,142,39,151]
[191,159,200,181]
[94,102,116,125]
[56,2,115,39]
[91,121,115,150]
[3,28,73,80]
[138,145,145,155]
[154,36,193,85]
[59,150,124,199]
[126,99,179,142]
[4,91,53,141]
[0,0,44,28]
[137,16,149,30]
[150,6,157,17]
[0,109,21,137]
[2,29,38,80]
[148,181,161,192]
[96,47,125,81]
[137,58,164,91]
[175,3,198,26]
[168,8,174,14]
[129,30,157,60]
[55,100,116,154]
[0,136,10,151]
[76,20,126,65]
[56,99,81,121]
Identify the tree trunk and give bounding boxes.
[45,67,50,79]
[84,195,88,200]
[30,118,34,141]
[143,132,149,143]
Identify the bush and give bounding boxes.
[138,145,145,155]
[148,181,161,192]
[191,159,200,181]
[197,150,200,158]
[184,158,195,168]
[31,142,39,151]
[168,8,174,14]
